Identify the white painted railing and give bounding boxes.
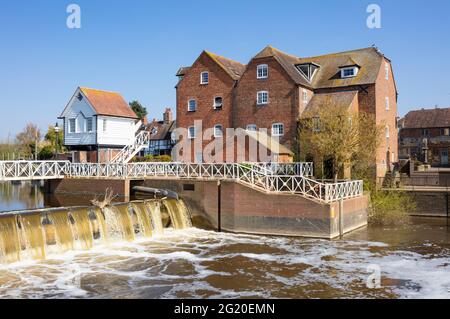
[110,131,151,164]
[0,161,70,181]
[0,161,363,203]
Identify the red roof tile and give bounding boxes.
[80,87,138,119]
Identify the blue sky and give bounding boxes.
[0,0,449,140]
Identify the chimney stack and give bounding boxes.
[163,108,173,124]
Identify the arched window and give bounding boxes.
[272,123,284,136]
[214,97,223,109]
[214,124,223,138]
[188,99,197,112]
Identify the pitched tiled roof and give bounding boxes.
[252,46,312,87]
[179,46,390,91]
[252,46,385,89]
[300,91,359,118]
[146,120,175,140]
[80,87,138,119]
[402,108,450,129]
[205,51,246,80]
[300,47,384,89]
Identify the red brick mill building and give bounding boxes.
[175,46,398,179]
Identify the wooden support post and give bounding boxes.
[339,199,344,237]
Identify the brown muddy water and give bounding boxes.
[0,181,449,299]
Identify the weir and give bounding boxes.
[0,199,192,264]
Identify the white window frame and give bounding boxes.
[213,96,223,109]
[386,125,390,138]
[214,124,223,138]
[200,71,209,85]
[188,126,196,139]
[272,123,284,136]
[188,99,197,112]
[68,118,76,133]
[257,64,268,79]
[303,90,308,104]
[385,62,389,80]
[385,97,390,110]
[257,91,269,105]
[86,117,93,133]
[246,124,257,132]
[341,67,358,78]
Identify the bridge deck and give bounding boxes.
[0,161,363,203]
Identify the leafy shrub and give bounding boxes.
[368,190,414,225]
[38,146,54,160]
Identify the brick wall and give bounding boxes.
[176,52,236,162]
[234,56,303,151]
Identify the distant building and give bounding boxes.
[144,108,176,156]
[399,107,450,166]
[59,87,140,163]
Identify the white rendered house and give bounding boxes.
[59,87,142,163]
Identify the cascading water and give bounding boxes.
[0,199,192,264]
[131,202,153,237]
[146,201,164,235]
[70,208,94,250]
[19,213,46,260]
[0,215,21,263]
[163,199,192,230]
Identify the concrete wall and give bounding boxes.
[134,178,369,239]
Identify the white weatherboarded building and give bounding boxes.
[59,87,141,163]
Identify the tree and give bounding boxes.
[129,100,148,121]
[16,123,41,159]
[44,125,64,154]
[298,103,383,182]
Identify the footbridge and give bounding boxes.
[0,161,363,203]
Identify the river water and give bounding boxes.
[0,182,449,299]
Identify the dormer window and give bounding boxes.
[151,127,158,135]
[213,97,223,109]
[295,63,320,82]
[340,66,359,78]
[257,64,268,79]
[200,71,209,84]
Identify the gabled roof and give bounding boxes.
[179,46,393,91]
[204,51,246,80]
[252,46,312,88]
[300,91,359,119]
[146,120,176,141]
[402,107,450,129]
[77,87,138,119]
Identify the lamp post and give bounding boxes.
[54,122,60,159]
